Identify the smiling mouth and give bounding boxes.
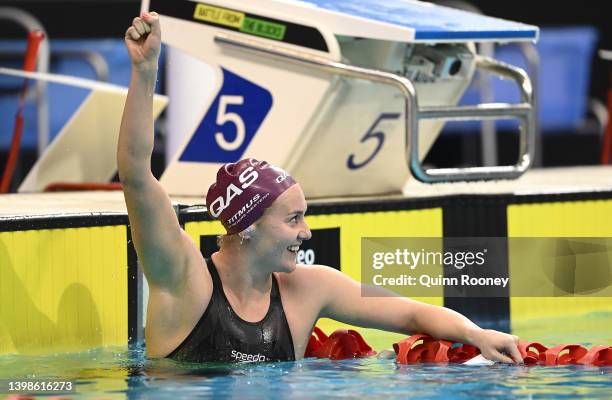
[287,245,300,254]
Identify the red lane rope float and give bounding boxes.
[541,344,588,366]
[393,334,481,364]
[437,339,480,363]
[577,346,612,367]
[394,334,611,366]
[305,327,376,360]
[518,341,548,365]
[305,328,611,366]
[1,30,45,193]
[304,326,328,357]
[393,334,442,364]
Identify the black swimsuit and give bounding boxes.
[167,258,295,363]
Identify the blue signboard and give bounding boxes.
[297,0,538,41]
[179,68,273,163]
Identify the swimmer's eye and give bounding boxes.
[288,211,306,224]
[289,213,304,224]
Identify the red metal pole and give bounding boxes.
[1,30,46,193]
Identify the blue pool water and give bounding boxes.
[0,343,610,399]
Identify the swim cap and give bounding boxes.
[205,158,296,234]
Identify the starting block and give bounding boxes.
[146,0,539,197]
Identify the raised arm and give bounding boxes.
[118,12,201,290]
[314,266,522,363]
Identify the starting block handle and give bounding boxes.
[411,56,535,182]
[214,33,535,183]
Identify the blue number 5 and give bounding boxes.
[347,113,401,170]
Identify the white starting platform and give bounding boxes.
[145,0,539,198]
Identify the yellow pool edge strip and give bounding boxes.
[0,224,129,355]
[508,199,612,343]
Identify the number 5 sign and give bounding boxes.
[180,68,273,163]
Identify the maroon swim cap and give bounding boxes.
[205,159,296,234]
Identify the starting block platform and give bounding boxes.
[145,0,539,198]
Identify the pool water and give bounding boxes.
[0,342,610,399]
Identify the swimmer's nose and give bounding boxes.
[300,221,312,241]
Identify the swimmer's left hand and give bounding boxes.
[468,328,523,364]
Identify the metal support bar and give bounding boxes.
[519,42,540,167]
[413,55,534,181]
[477,41,498,167]
[214,32,535,183]
[419,103,531,120]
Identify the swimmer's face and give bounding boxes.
[251,184,312,272]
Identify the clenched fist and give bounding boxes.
[125,11,161,69]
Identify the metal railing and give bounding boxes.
[214,32,535,183]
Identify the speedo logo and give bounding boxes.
[227,193,261,224]
[231,349,267,363]
[208,167,258,218]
